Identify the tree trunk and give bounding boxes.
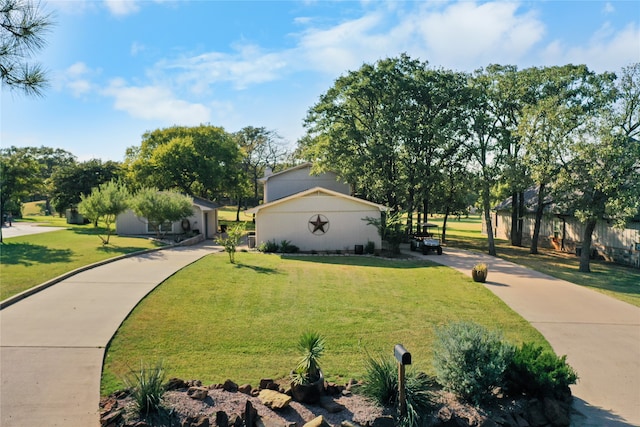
[442,206,450,244]
[579,218,597,273]
[510,191,519,246]
[482,182,497,256]
[530,183,546,255]
[517,191,525,246]
[236,198,241,222]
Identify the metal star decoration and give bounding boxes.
[309,214,329,234]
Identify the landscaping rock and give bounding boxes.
[100,409,123,427]
[228,413,243,427]
[182,415,210,427]
[187,386,210,400]
[223,379,239,392]
[371,415,395,427]
[165,377,189,390]
[239,383,253,394]
[319,395,346,413]
[216,410,229,427]
[260,378,275,389]
[243,400,258,427]
[303,415,331,427]
[258,389,292,410]
[544,397,570,427]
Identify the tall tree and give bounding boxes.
[464,69,508,256]
[125,125,242,200]
[50,159,122,216]
[0,0,53,96]
[0,146,40,219]
[518,65,616,254]
[555,63,640,272]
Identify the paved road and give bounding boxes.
[0,241,218,427]
[417,247,640,426]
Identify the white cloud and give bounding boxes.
[160,44,291,92]
[131,41,145,56]
[102,78,211,125]
[542,23,640,72]
[58,62,97,97]
[103,0,140,16]
[603,2,615,14]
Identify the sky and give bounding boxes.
[1,0,639,162]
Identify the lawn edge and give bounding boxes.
[0,234,203,310]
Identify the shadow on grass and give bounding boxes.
[282,254,440,269]
[0,242,73,266]
[234,262,281,274]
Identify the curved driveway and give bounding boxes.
[420,247,640,426]
[0,241,218,426]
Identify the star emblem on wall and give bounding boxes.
[308,214,329,235]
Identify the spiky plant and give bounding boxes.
[293,331,325,385]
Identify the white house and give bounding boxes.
[116,196,220,239]
[248,164,389,252]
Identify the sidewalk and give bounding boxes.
[0,241,219,427]
[414,247,640,426]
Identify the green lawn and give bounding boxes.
[101,252,550,395]
[0,218,164,300]
[430,215,640,307]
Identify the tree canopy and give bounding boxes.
[0,0,53,96]
[125,125,243,201]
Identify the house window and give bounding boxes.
[147,221,172,233]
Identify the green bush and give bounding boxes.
[360,355,436,427]
[123,361,166,417]
[279,240,300,254]
[258,239,279,253]
[505,342,578,399]
[365,241,375,254]
[433,321,513,405]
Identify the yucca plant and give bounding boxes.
[292,331,325,385]
[123,361,166,418]
[360,354,436,427]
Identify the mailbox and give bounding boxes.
[394,344,411,365]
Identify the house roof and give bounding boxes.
[192,196,220,211]
[245,186,390,214]
[493,186,557,213]
[258,162,313,183]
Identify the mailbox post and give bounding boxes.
[394,344,411,417]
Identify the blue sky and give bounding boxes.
[2,0,639,162]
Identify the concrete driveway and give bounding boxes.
[421,247,640,426]
[1,222,65,239]
[0,241,218,426]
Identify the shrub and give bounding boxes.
[365,240,375,254]
[292,331,325,385]
[432,321,513,405]
[504,342,578,399]
[279,240,300,254]
[360,355,436,427]
[123,361,166,417]
[258,239,279,253]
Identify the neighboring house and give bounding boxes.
[247,164,389,252]
[116,196,220,239]
[487,188,640,269]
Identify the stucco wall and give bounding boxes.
[255,192,382,252]
[116,207,216,237]
[264,165,350,203]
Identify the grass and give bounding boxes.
[429,215,640,307]
[101,252,550,395]
[0,216,164,300]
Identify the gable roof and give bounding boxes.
[258,162,313,183]
[192,196,220,211]
[245,186,390,214]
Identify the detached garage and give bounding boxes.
[246,187,389,252]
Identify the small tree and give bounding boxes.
[216,222,246,263]
[363,211,404,255]
[130,188,193,238]
[78,180,129,245]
